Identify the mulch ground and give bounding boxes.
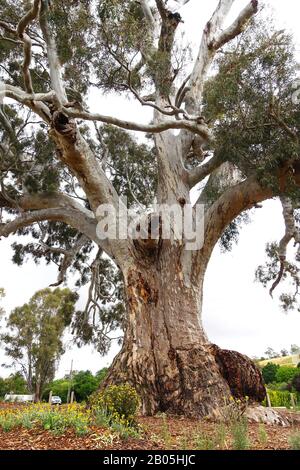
[0,414,300,450]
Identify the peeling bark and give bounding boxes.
[210,344,266,402]
[103,244,233,418]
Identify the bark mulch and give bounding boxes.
[0,415,300,450]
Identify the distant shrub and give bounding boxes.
[263,389,295,408]
[90,384,139,427]
[292,374,300,393]
[262,363,279,384]
[275,367,299,383]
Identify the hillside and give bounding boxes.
[259,355,300,368]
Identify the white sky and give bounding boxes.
[1,0,300,378]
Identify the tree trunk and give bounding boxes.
[34,383,41,403]
[103,244,233,418]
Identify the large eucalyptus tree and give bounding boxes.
[1,0,300,417]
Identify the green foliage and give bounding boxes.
[194,431,215,450]
[94,0,150,93]
[230,417,250,450]
[258,423,268,446]
[203,20,299,186]
[262,363,280,384]
[42,379,70,403]
[0,288,78,400]
[97,125,157,208]
[95,368,108,384]
[203,16,300,266]
[289,432,300,450]
[292,374,300,393]
[90,384,139,427]
[43,368,108,403]
[72,371,99,402]
[0,372,28,398]
[0,403,89,436]
[214,422,227,450]
[220,396,248,424]
[275,366,300,383]
[263,389,296,408]
[160,413,172,449]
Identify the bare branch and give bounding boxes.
[39,0,68,105]
[140,0,156,28]
[188,153,222,188]
[203,174,273,259]
[210,1,259,51]
[185,1,258,114]
[269,196,299,297]
[17,0,40,38]
[16,0,41,94]
[62,107,212,140]
[0,21,16,35]
[0,208,75,238]
[155,0,167,19]
[49,234,89,287]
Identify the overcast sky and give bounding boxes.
[1,0,300,378]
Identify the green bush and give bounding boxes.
[90,384,140,427]
[42,379,69,403]
[263,389,296,407]
[275,366,299,383]
[292,374,300,393]
[262,363,279,384]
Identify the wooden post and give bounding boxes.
[266,391,272,408]
[48,390,53,405]
[67,360,73,404]
[291,393,296,409]
[70,391,75,404]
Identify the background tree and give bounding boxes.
[72,370,101,402]
[0,372,28,398]
[261,363,279,385]
[264,348,280,360]
[0,288,78,401]
[290,344,300,355]
[280,349,289,357]
[1,0,300,417]
[275,366,299,384]
[292,373,300,393]
[43,368,108,402]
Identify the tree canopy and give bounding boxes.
[0,287,78,400]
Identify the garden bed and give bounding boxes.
[0,403,300,450]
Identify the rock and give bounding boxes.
[246,405,290,426]
[210,344,266,402]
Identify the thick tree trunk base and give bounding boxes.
[103,343,266,419]
[101,258,266,419]
[103,342,232,419]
